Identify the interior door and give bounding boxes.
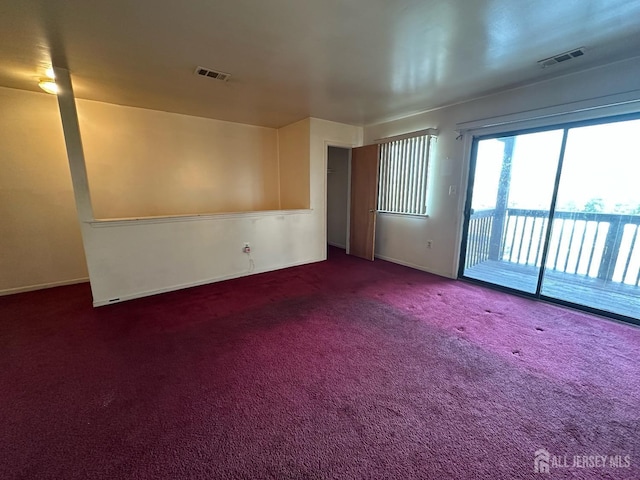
[349,144,380,260]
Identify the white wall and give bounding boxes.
[82,211,316,305]
[326,147,350,248]
[80,118,362,306]
[365,56,640,278]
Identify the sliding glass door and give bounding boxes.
[460,115,640,322]
[540,119,640,318]
[462,130,564,293]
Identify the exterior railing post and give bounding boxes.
[597,217,625,281]
[488,137,514,260]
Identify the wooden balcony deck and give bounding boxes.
[464,259,640,320]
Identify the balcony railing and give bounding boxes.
[466,208,640,286]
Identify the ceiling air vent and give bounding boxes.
[537,47,586,68]
[194,66,231,82]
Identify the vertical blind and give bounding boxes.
[378,134,434,215]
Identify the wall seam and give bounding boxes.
[276,129,282,209]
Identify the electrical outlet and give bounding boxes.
[243,242,251,253]
[427,240,433,249]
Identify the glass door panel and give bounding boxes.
[463,130,564,293]
[540,119,640,319]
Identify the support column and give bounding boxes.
[53,67,94,222]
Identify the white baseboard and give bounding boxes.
[327,241,346,249]
[93,258,325,307]
[374,254,455,279]
[0,277,89,296]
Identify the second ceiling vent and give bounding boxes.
[538,47,586,68]
[194,66,231,82]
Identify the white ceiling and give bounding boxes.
[2,0,640,128]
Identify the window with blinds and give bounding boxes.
[377,134,435,215]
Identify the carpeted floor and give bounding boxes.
[1,248,638,479]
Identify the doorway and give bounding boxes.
[327,146,351,251]
[460,115,640,323]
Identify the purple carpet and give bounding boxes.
[1,247,638,479]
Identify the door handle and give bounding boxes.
[369,209,375,213]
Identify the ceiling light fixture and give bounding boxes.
[38,78,59,95]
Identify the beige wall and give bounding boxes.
[278,118,311,209]
[77,100,281,218]
[0,86,88,293]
